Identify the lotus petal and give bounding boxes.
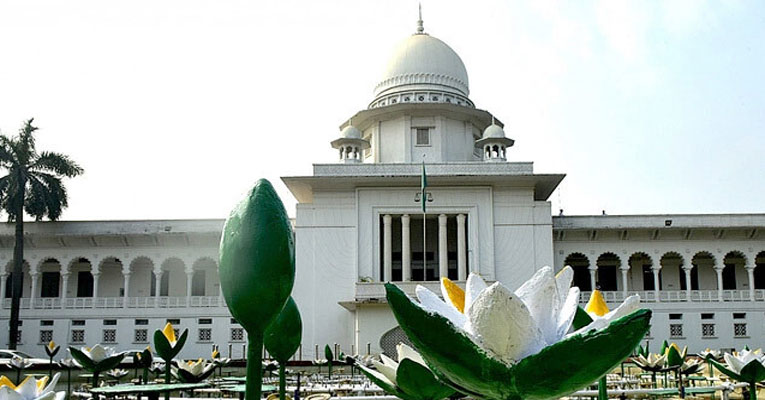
[515,267,558,344]
[416,285,466,328]
[467,282,546,364]
[397,343,427,367]
[556,287,580,339]
[372,359,398,386]
[555,267,574,305]
[464,273,487,316]
[357,364,402,398]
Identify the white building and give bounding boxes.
[2,18,764,359]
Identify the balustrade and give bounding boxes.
[0,295,223,309]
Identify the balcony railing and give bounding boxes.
[579,289,765,304]
[1,296,224,310]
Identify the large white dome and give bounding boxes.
[371,32,472,108]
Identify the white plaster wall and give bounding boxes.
[293,192,357,356]
[356,305,398,355]
[379,117,407,163]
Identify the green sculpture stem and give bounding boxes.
[246,335,264,400]
[651,372,657,389]
[164,362,171,400]
[750,381,757,400]
[92,371,100,400]
[278,363,286,400]
[14,367,20,386]
[142,367,149,384]
[48,355,54,381]
[66,366,71,399]
[707,360,713,377]
[598,376,607,400]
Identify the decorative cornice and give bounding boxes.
[374,72,469,98]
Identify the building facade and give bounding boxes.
[2,19,764,359]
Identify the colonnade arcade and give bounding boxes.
[1,255,221,308]
[379,213,468,282]
[563,250,765,302]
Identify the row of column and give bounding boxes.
[0,268,222,308]
[382,213,467,282]
[587,263,758,302]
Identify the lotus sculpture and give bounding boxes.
[43,341,60,381]
[68,344,125,388]
[710,348,765,400]
[0,373,64,400]
[154,322,189,398]
[9,356,33,385]
[698,348,722,377]
[385,266,651,400]
[173,359,216,383]
[219,179,295,400]
[358,343,456,400]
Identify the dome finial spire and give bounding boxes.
[416,3,425,34]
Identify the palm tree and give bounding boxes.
[0,118,83,349]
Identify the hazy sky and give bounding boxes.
[1,1,763,221]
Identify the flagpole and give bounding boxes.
[423,208,426,278]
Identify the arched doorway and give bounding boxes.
[722,251,746,290]
[692,252,716,290]
[596,253,620,291]
[565,253,591,291]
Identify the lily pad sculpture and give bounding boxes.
[358,343,456,400]
[710,348,765,400]
[385,266,652,400]
[264,297,303,400]
[219,179,295,400]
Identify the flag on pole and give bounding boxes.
[420,161,428,213]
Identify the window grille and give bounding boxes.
[71,330,85,343]
[198,328,212,342]
[231,328,244,342]
[734,323,747,337]
[415,128,430,146]
[669,324,683,338]
[134,329,148,343]
[40,330,53,344]
[701,323,715,337]
[103,329,117,343]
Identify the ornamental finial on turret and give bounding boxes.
[416,3,424,34]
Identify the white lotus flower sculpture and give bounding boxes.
[709,349,765,400]
[173,359,216,383]
[385,266,652,400]
[0,373,65,400]
[357,343,456,400]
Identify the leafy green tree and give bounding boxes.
[0,118,83,349]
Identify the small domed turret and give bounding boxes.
[331,124,370,163]
[475,120,514,162]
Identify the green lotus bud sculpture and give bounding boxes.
[710,348,765,400]
[325,345,334,378]
[385,267,652,400]
[264,297,302,400]
[219,179,295,400]
[358,343,456,400]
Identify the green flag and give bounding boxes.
[421,161,428,213]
